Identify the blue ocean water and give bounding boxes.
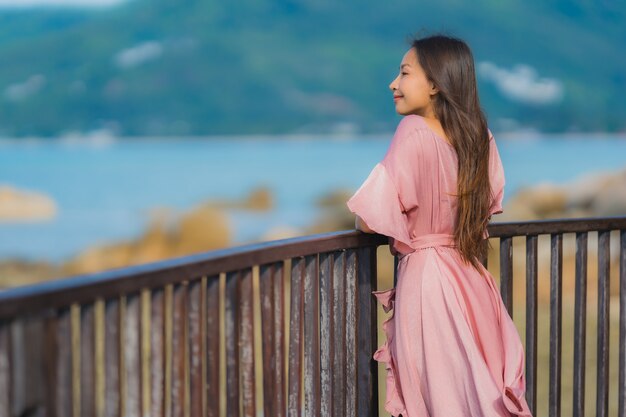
[0,134,625,261]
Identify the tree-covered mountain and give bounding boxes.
[0,0,623,136]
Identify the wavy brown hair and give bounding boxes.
[412,35,491,269]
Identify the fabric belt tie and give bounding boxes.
[399,233,456,259]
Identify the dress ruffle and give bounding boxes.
[372,288,407,417]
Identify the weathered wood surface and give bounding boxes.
[288,257,304,417]
[525,234,538,416]
[188,279,204,417]
[596,231,611,417]
[499,236,513,317]
[225,271,240,417]
[240,268,256,417]
[573,232,588,417]
[0,232,387,319]
[617,228,626,417]
[206,276,220,417]
[549,233,563,417]
[303,255,320,417]
[260,262,285,417]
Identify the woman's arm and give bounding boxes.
[355,215,375,233]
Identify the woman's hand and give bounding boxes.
[355,215,375,234]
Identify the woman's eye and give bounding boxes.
[401,72,408,76]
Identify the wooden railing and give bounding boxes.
[0,216,624,417]
[0,231,386,417]
[488,217,626,417]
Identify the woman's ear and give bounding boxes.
[429,82,439,96]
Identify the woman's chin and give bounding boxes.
[395,107,410,116]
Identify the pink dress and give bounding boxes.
[346,115,533,417]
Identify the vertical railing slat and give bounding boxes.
[596,230,611,417]
[225,271,241,417]
[10,318,45,417]
[345,249,358,417]
[303,255,320,417]
[288,258,304,417]
[46,308,72,417]
[357,247,378,417]
[44,313,58,417]
[124,295,142,417]
[104,300,120,417]
[549,233,563,417]
[319,253,333,417]
[240,268,256,417]
[273,262,286,417]
[573,232,588,417]
[206,275,220,417]
[0,321,11,417]
[332,251,347,417]
[189,279,205,417]
[525,234,538,415]
[81,305,96,417]
[500,236,514,317]
[172,284,189,417]
[10,321,24,416]
[260,263,277,417]
[617,229,626,417]
[151,289,165,417]
[260,262,286,417]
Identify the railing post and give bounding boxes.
[0,320,11,417]
[356,247,378,417]
[344,249,358,417]
[288,258,304,417]
[573,232,588,417]
[319,253,333,417]
[525,234,538,416]
[549,233,563,417]
[500,236,514,317]
[225,272,241,417]
[596,231,611,417]
[332,251,347,416]
[303,255,320,417]
[617,229,626,417]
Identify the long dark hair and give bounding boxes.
[412,35,491,269]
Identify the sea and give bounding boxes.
[1,133,625,261]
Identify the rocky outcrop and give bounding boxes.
[64,202,231,275]
[210,186,273,211]
[306,188,355,234]
[500,167,626,221]
[0,185,57,222]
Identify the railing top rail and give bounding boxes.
[0,230,386,319]
[0,216,624,319]
[487,215,626,238]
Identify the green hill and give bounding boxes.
[0,0,623,136]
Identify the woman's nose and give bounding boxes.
[389,76,398,91]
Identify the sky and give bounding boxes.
[0,0,127,7]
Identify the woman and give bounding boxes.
[347,35,533,417]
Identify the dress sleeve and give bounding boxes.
[488,130,505,216]
[346,117,418,248]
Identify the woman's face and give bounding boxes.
[389,48,438,117]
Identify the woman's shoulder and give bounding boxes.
[394,114,429,136]
[384,116,432,166]
[389,115,431,149]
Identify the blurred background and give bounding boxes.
[0,1,625,416]
[0,0,624,283]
